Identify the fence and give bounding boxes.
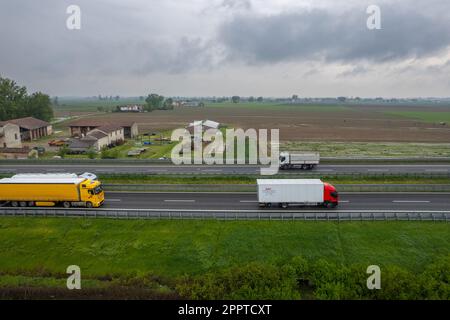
[0,156,449,165]
[103,183,450,193]
[0,208,448,221]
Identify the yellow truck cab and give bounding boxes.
[0,173,104,208]
[79,179,104,208]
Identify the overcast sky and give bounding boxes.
[1,0,450,97]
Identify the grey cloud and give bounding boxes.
[0,0,218,80]
[221,0,252,10]
[218,1,450,65]
[338,66,370,78]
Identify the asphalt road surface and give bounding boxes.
[1,164,450,175]
[102,192,450,211]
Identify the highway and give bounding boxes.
[1,164,450,175]
[99,192,450,211]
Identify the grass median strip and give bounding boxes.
[99,174,450,185]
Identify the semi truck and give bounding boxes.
[257,179,339,208]
[279,152,320,170]
[0,173,104,208]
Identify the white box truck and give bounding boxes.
[257,179,339,208]
[279,152,320,170]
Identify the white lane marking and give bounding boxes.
[317,169,335,172]
[240,200,258,203]
[202,169,223,172]
[339,200,350,203]
[392,200,430,203]
[368,169,389,172]
[105,199,122,202]
[425,169,448,172]
[164,199,196,202]
[148,169,168,172]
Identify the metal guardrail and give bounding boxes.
[0,208,449,221]
[103,184,450,193]
[0,156,449,165]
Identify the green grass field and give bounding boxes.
[385,111,450,124]
[0,218,448,278]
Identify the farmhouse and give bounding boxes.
[0,122,22,148]
[68,119,138,138]
[68,125,125,152]
[3,117,52,141]
[186,120,220,135]
[182,101,205,107]
[117,104,144,112]
[0,146,33,159]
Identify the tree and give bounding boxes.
[145,93,165,111]
[0,76,27,120]
[256,97,263,102]
[0,76,53,121]
[248,96,255,102]
[53,96,59,106]
[231,96,240,103]
[86,147,97,159]
[25,92,53,122]
[163,98,174,110]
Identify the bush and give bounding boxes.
[100,147,120,159]
[57,145,69,158]
[176,263,300,300]
[86,147,97,159]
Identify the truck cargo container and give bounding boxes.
[279,152,320,170]
[257,179,338,208]
[0,174,104,208]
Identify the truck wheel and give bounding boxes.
[86,202,93,208]
[62,202,71,208]
[28,202,35,207]
[19,201,27,207]
[281,203,288,209]
[266,203,272,208]
[11,201,19,207]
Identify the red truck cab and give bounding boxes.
[323,182,339,208]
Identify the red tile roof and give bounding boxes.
[4,117,50,130]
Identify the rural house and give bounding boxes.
[186,119,220,136]
[68,125,125,152]
[3,117,52,141]
[117,104,144,112]
[69,119,138,138]
[0,122,22,148]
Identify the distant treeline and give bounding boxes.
[0,76,53,122]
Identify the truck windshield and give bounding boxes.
[93,185,103,194]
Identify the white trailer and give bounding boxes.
[279,152,320,170]
[257,179,339,208]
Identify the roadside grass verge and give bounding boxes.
[97,174,450,185]
[0,219,448,299]
[283,141,450,158]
